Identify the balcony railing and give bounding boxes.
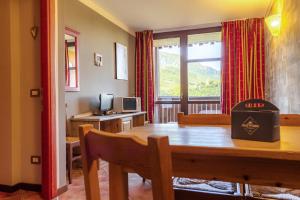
[154,103,181,124]
[188,103,221,114]
[154,97,221,123]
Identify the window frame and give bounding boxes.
[65,27,80,92]
[154,26,222,114]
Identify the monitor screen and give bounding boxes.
[123,98,137,110]
[99,93,114,112]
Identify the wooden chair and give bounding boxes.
[175,112,242,200]
[66,137,81,184]
[177,112,231,125]
[246,114,300,200]
[79,124,174,200]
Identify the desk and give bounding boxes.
[122,124,300,189]
[70,111,146,136]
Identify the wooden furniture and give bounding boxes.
[176,113,241,199]
[66,137,81,184]
[245,114,300,200]
[177,112,231,125]
[79,124,174,200]
[70,111,146,136]
[280,114,300,126]
[122,123,300,200]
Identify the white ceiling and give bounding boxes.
[85,0,272,34]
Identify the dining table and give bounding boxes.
[110,123,300,199]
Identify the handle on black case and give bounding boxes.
[232,99,279,111]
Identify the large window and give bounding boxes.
[154,38,181,99]
[154,30,221,100]
[154,27,222,115]
[187,32,221,99]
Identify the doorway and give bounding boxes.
[41,0,67,199]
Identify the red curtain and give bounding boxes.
[135,31,154,123]
[221,18,265,114]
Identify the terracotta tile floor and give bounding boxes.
[0,162,153,200]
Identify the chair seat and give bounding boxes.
[249,185,300,200]
[173,177,238,195]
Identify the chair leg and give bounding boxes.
[237,183,245,195]
[109,163,128,200]
[244,184,252,197]
[67,144,73,184]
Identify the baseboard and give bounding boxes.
[0,184,19,193]
[57,184,68,196]
[0,183,41,193]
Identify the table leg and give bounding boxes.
[109,163,128,200]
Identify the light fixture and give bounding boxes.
[265,0,283,37]
[265,14,282,36]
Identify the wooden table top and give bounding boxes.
[124,124,300,161]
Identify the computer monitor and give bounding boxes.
[99,93,114,115]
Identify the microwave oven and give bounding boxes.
[113,97,141,113]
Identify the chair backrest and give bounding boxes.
[79,124,174,200]
[280,114,300,126]
[177,112,231,125]
[177,113,300,126]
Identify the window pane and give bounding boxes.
[69,69,77,88]
[188,32,221,60]
[188,61,221,98]
[154,38,180,98]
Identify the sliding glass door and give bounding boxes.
[187,32,222,114]
[154,28,222,123]
[154,37,181,123]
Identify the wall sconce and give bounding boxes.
[265,14,281,36]
[265,0,283,37]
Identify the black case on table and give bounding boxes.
[231,99,280,142]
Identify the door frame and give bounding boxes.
[153,27,222,114]
[41,0,57,199]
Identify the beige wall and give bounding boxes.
[0,0,135,187]
[0,0,13,185]
[0,0,41,185]
[63,0,136,124]
[19,0,42,184]
[265,0,300,113]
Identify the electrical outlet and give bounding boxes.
[31,156,41,164]
[30,89,41,97]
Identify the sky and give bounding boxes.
[159,42,221,71]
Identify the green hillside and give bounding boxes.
[158,51,220,97]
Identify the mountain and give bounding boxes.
[158,51,221,97]
[158,51,219,75]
